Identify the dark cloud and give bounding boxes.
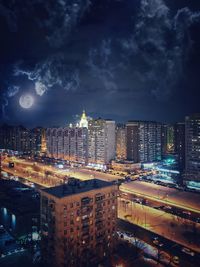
[14,55,80,95]
[0,0,200,125]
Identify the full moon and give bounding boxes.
[19,94,34,109]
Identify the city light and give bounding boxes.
[0,0,199,264]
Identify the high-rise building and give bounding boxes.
[126,121,162,163]
[0,124,40,154]
[115,124,126,160]
[29,127,43,155]
[161,124,168,157]
[166,125,175,153]
[40,178,118,267]
[185,114,200,183]
[88,119,115,166]
[0,124,13,150]
[174,122,185,172]
[46,127,88,164]
[139,121,162,162]
[126,121,140,163]
[40,128,47,156]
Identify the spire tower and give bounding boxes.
[79,110,88,128]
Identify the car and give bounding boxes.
[181,247,195,256]
[153,239,163,247]
[164,205,172,210]
[135,198,142,204]
[172,256,179,265]
[182,211,191,216]
[196,217,200,223]
[152,237,164,247]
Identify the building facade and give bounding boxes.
[126,121,140,162]
[88,119,115,166]
[115,124,126,160]
[174,122,185,172]
[46,127,88,164]
[185,114,200,184]
[161,124,168,157]
[166,124,175,154]
[126,121,162,163]
[0,124,42,154]
[40,178,118,267]
[139,121,162,162]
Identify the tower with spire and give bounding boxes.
[79,110,88,128]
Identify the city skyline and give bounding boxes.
[0,109,199,128]
[0,1,200,266]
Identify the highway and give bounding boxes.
[118,197,200,253]
[1,157,118,187]
[120,181,200,213]
[120,191,200,224]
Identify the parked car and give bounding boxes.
[152,237,163,247]
[181,247,195,256]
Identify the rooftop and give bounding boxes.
[42,178,115,198]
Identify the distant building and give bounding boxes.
[79,110,88,128]
[166,125,175,153]
[126,121,162,163]
[174,122,185,172]
[0,124,13,150]
[0,124,42,154]
[40,178,118,267]
[161,124,176,157]
[46,127,88,164]
[88,119,115,166]
[111,160,141,172]
[185,114,200,184]
[116,124,126,160]
[126,121,140,163]
[161,124,168,157]
[139,121,162,162]
[40,128,47,156]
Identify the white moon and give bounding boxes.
[19,94,34,109]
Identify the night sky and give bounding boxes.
[0,0,200,127]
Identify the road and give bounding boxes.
[2,157,119,187]
[120,191,200,224]
[117,219,198,267]
[120,181,200,213]
[65,167,119,182]
[118,197,200,253]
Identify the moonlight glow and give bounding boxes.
[19,94,34,109]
